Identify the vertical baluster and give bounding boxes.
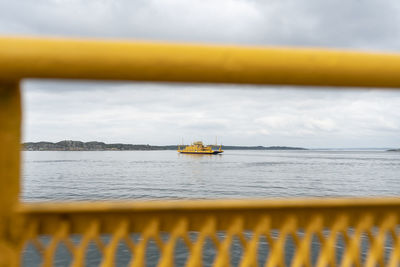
[0,81,21,267]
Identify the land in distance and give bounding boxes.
[22,140,307,151]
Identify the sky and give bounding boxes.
[1,0,400,148]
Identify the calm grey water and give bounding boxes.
[23,150,400,201]
[22,150,400,266]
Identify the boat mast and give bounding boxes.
[178,137,184,151]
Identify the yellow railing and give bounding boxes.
[1,37,400,266]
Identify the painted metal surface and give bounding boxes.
[0,82,21,266]
[0,37,400,266]
[14,199,400,266]
[1,37,400,88]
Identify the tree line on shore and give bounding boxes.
[22,140,307,151]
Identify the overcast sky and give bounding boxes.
[2,0,400,148]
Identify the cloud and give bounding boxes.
[252,0,400,50]
[1,0,400,50]
[22,82,400,148]
[0,0,263,44]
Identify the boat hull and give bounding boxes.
[179,151,223,155]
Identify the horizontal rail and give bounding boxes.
[17,197,400,214]
[16,198,400,233]
[1,37,400,88]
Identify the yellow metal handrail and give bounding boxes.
[2,37,400,87]
[0,37,400,266]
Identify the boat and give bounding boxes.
[178,141,223,154]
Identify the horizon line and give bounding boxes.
[21,140,398,150]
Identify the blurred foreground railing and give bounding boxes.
[15,199,400,266]
[1,37,400,266]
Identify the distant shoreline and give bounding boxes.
[22,140,307,151]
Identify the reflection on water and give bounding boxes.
[178,153,223,183]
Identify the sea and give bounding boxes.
[22,150,400,266]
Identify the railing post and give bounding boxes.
[0,81,21,266]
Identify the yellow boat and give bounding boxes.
[178,141,223,154]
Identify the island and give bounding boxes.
[387,148,400,152]
[22,140,307,151]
